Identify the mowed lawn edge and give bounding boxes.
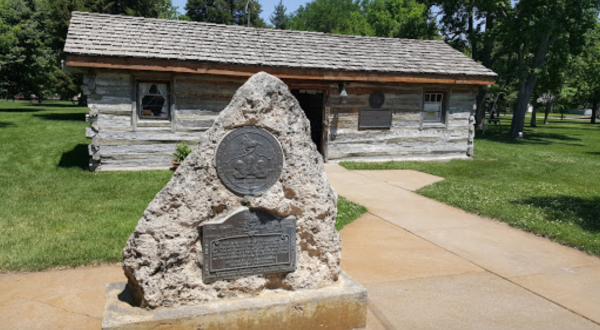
[0,100,365,272]
[342,115,600,256]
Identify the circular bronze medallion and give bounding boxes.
[369,90,385,108]
[215,126,284,195]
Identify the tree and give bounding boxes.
[291,0,371,35]
[270,0,289,30]
[290,0,438,38]
[425,0,510,129]
[185,0,266,27]
[537,93,555,125]
[0,0,54,100]
[37,0,180,102]
[499,0,600,138]
[185,0,231,24]
[101,0,179,18]
[554,86,577,120]
[530,49,567,126]
[568,22,600,124]
[364,0,439,39]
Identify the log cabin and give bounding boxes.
[64,12,496,171]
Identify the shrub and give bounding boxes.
[173,141,192,162]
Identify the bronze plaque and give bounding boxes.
[359,109,392,129]
[215,126,284,195]
[369,90,385,108]
[201,208,296,283]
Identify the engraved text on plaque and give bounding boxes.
[201,208,296,283]
[359,109,392,129]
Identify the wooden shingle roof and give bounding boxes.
[64,12,496,79]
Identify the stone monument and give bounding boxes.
[102,72,367,330]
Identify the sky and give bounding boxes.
[171,0,309,23]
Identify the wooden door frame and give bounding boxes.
[321,90,330,162]
[289,86,330,162]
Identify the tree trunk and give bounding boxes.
[481,14,495,68]
[475,89,487,130]
[530,106,537,127]
[468,9,477,62]
[510,34,551,139]
[78,94,88,107]
[544,103,552,124]
[474,13,495,131]
[510,76,537,138]
[592,102,598,124]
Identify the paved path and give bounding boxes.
[327,164,600,330]
[1,165,599,329]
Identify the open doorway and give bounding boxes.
[291,89,325,155]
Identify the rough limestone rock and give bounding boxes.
[123,72,341,308]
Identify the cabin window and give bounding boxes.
[138,82,170,120]
[423,92,445,123]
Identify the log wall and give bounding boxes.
[83,69,477,171]
[84,70,245,171]
[326,83,477,161]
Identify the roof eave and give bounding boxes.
[65,54,496,86]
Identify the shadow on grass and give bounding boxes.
[0,108,43,113]
[26,102,80,108]
[586,152,600,156]
[477,126,583,146]
[34,113,86,122]
[515,196,600,233]
[531,124,600,132]
[0,121,15,128]
[58,144,89,170]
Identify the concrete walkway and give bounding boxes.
[327,164,600,330]
[1,165,599,329]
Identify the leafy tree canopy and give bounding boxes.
[0,0,180,101]
[290,0,439,39]
[498,0,600,137]
[567,22,600,123]
[0,0,53,99]
[425,0,508,60]
[364,0,439,39]
[185,0,266,27]
[104,0,179,18]
[291,0,370,35]
[270,0,289,30]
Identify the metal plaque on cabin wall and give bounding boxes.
[201,208,297,283]
[369,90,385,108]
[215,126,284,195]
[359,109,392,129]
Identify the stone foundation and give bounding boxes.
[102,272,367,330]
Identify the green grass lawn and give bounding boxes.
[336,196,367,231]
[0,100,366,272]
[342,114,600,256]
[546,113,582,118]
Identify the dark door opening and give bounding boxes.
[291,89,324,155]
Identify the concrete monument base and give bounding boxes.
[102,272,367,330]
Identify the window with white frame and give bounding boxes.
[423,92,445,123]
[138,82,170,119]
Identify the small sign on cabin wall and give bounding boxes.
[358,109,393,129]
